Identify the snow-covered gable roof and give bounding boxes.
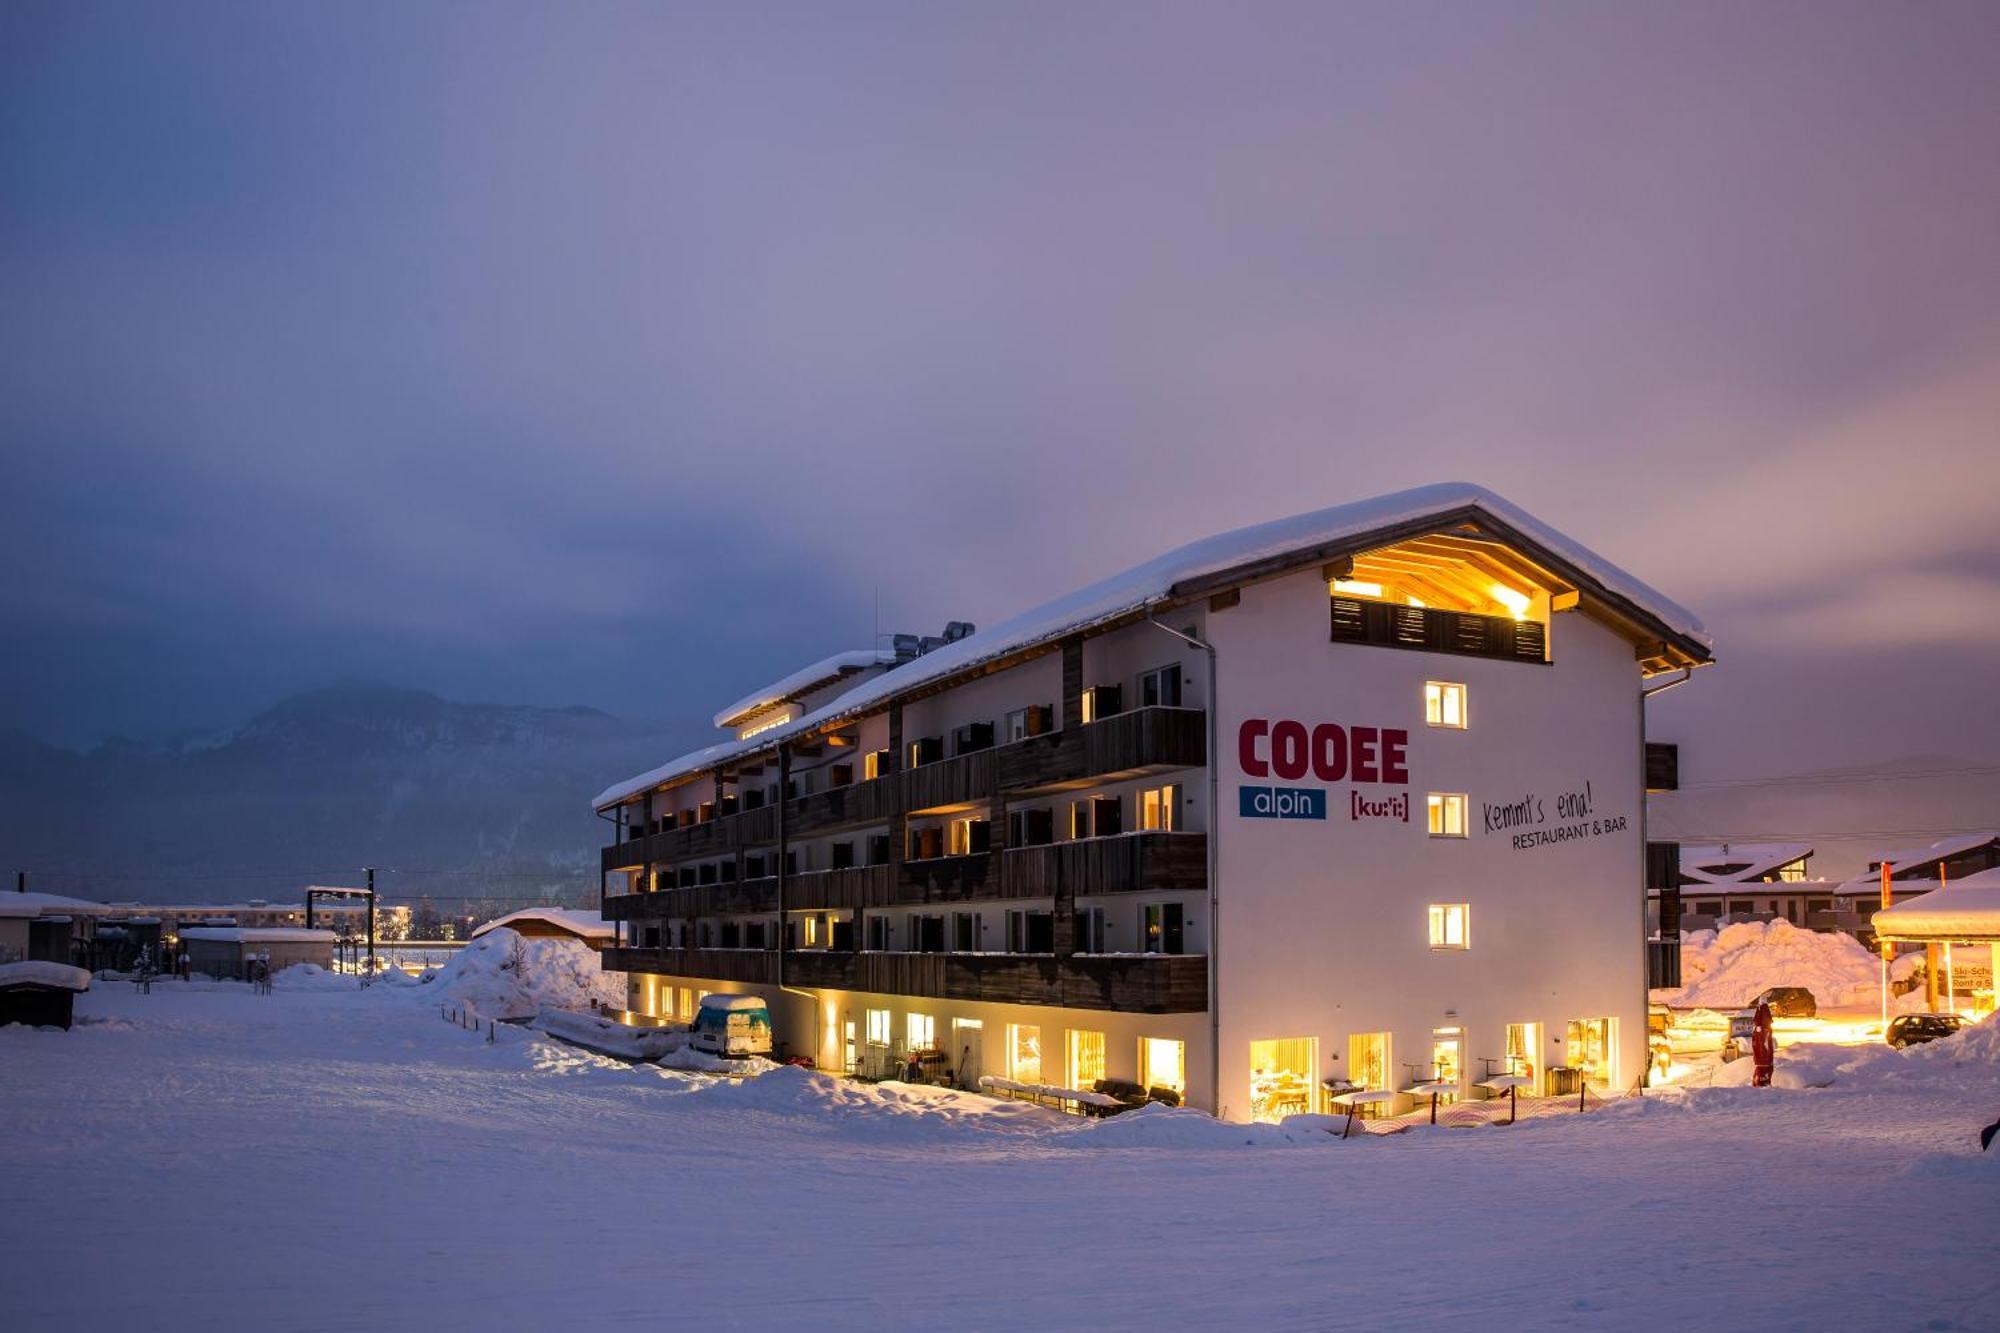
[469,908,615,942]
[595,482,1713,810]
[1863,831,2000,876]
[710,650,899,730]
[1678,842,1815,884]
[1872,868,2000,941]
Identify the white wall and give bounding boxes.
[1208,566,1646,1120]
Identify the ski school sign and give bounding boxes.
[1236,718,1408,822]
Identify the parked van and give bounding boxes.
[690,994,774,1057]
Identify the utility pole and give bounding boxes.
[365,867,377,975]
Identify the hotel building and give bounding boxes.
[592,484,1711,1121]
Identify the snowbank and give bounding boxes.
[1657,920,1918,1010]
[423,928,624,1020]
[691,1065,1053,1139]
[1065,1102,1350,1149]
[1705,1015,2000,1093]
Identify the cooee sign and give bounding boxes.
[1238,719,1410,785]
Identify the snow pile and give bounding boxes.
[1707,1015,2000,1093]
[423,928,624,1020]
[692,1065,1055,1138]
[533,1006,687,1061]
[271,963,356,992]
[1658,920,1917,1010]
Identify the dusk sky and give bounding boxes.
[4,2,1998,778]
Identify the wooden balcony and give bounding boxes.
[602,946,778,985]
[607,832,1208,919]
[783,950,1208,1014]
[1329,597,1547,664]
[604,707,1207,871]
[1002,831,1205,897]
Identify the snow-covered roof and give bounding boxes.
[1872,869,2000,941]
[0,960,92,991]
[711,650,899,730]
[595,482,1713,810]
[468,908,615,942]
[1678,842,1815,885]
[1865,831,2000,874]
[0,890,111,918]
[699,993,769,1012]
[179,927,338,944]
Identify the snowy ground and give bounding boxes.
[3,982,1997,1332]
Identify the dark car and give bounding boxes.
[1751,987,1817,1019]
[1887,1013,1964,1048]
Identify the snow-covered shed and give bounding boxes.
[0,960,91,1029]
[1872,869,2000,1017]
[179,927,336,979]
[468,908,614,950]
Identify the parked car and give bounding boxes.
[1886,1013,1964,1048]
[689,993,774,1057]
[1750,987,1817,1019]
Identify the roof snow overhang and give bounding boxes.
[593,482,1714,811]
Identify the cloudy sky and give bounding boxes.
[4,1,1997,778]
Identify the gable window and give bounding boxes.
[1425,682,1467,729]
[1427,793,1468,838]
[1137,665,1182,708]
[1139,784,1180,832]
[1428,903,1469,949]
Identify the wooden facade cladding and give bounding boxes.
[602,831,1208,920]
[603,706,1207,872]
[600,946,1208,1015]
[787,951,1208,1014]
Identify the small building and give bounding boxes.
[0,960,92,1029]
[179,927,336,979]
[1872,867,2000,1018]
[468,908,615,950]
[0,891,105,967]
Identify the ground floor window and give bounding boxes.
[1505,1021,1543,1093]
[680,988,697,1020]
[1430,1028,1462,1087]
[1248,1036,1317,1123]
[1140,1037,1185,1096]
[1565,1017,1616,1089]
[1008,1023,1042,1083]
[1067,1029,1106,1089]
[866,1008,892,1047]
[907,1011,936,1051]
[1349,1031,1391,1092]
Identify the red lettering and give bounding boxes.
[1237,718,1269,777]
[1309,723,1347,782]
[1351,726,1379,783]
[1271,721,1309,780]
[1380,728,1409,784]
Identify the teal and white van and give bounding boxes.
[690,993,774,1057]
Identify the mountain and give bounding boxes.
[0,682,691,906]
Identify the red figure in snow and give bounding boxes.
[1750,1001,1775,1087]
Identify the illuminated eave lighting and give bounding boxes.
[1489,582,1531,620]
[1331,579,1384,597]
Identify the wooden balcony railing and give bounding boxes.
[1329,597,1547,664]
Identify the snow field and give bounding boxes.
[1,983,1996,1331]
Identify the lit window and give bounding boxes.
[1140,1037,1185,1094]
[948,817,978,857]
[866,1008,892,1047]
[1139,784,1179,832]
[1008,1024,1042,1083]
[1424,682,1467,729]
[1427,793,1467,838]
[863,749,885,781]
[906,1012,935,1050]
[1068,1030,1106,1088]
[1431,1028,1462,1085]
[1428,903,1469,949]
[1080,690,1098,724]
